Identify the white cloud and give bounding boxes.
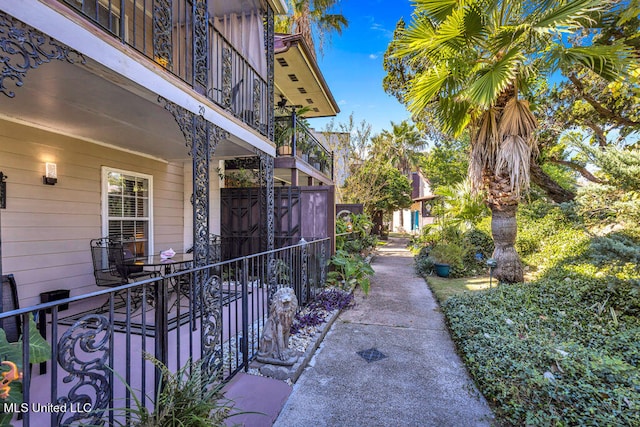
[369,20,394,39]
[338,99,348,105]
[369,54,378,59]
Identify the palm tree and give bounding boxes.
[372,120,425,177]
[275,0,348,57]
[394,0,634,282]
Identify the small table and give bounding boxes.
[132,253,194,356]
[132,253,194,305]
[133,253,193,276]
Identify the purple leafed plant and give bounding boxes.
[309,289,355,312]
[290,289,354,334]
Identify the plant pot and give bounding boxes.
[277,146,292,155]
[434,263,451,278]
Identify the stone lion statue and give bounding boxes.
[257,287,299,365]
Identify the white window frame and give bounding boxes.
[101,166,154,256]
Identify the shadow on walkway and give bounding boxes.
[273,237,494,427]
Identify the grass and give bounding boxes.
[425,275,493,303]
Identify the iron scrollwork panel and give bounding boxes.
[153,0,173,70]
[193,0,208,90]
[252,78,261,130]
[256,149,275,254]
[56,314,112,426]
[256,149,276,301]
[264,5,275,141]
[201,274,223,378]
[221,48,232,110]
[0,12,86,98]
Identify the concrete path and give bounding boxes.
[273,237,494,427]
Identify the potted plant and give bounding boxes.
[429,242,464,278]
[296,135,311,160]
[275,120,293,156]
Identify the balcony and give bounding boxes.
[275,115,334,181]
[59,0,271,137]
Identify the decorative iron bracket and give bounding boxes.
[0,171,6,209]
[0,12,86,98]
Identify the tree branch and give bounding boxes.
[583,120,608,148]
[568,74,640,127]
[530,162,575,203]
[549,158,604,184]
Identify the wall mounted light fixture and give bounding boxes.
[43,162,57,185]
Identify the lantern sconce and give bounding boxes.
[43,162,58,185]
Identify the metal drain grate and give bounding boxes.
[357,348,387,363]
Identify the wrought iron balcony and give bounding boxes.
[275,115,334,179]
[59,0,271,137]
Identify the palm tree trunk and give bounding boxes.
[486,172,524,283]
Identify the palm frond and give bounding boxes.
[549,42,635,80]
[393,15,438,58]
[438,97,471,136]
[432,7,468,51]
[489,24,531,52]
[495,135,533,196]
[318,14,349,34]
[464,48,522,107]
[405,65,450,113]
[462,3,486,44]
[532,0,603,34]
[499,98,537,143]
[413,0,461,23]
[475,108,500,168]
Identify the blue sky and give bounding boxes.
[309,0,416,136]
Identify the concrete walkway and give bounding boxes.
[273,237,494,427]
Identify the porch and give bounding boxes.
[0,238,330,426]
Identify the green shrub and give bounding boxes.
[443,280,640,426]
[440,202,640,426]
[327,250,375,295]
[414,247,435,276]
[336,214,377,255]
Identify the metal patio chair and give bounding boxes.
[90,238,158,310]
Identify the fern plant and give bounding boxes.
[111,355,235,427]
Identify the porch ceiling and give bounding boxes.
[0,58,255,161]
[274,34,339,118]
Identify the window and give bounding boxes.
[102,167,153,257]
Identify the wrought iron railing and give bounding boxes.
[208,28,269,136]
[0,238,330,426]
[275,115,334,179]
[59,0,269,136]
